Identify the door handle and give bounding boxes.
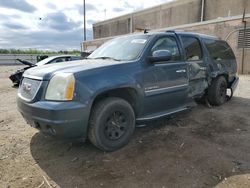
[199,67,207,71]
[176,69,186,73]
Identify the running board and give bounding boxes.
[136,107,189,121]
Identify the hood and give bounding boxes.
[23,59,129,80]
[16,59,35,67]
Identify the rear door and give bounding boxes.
[180,35,208,98]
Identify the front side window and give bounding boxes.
[204,39,235,61]
[150,36,180,61]
[88,35,150,61]
[70,56,81,61]
[181,36,203,61]
[36,56,56,66]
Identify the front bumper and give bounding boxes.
[17,97,90,140]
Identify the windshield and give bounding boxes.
[88,35,150,61]
[36,56,56,66]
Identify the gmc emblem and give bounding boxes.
[22,82,31,92]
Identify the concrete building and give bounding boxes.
[84,0,250,74]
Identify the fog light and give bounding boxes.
[46,125,56,135]
[34,122,40,129]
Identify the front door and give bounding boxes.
[142,35,188,117]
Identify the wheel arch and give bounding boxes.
[210,72,229,86]
[90,87,141,118]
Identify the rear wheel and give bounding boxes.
[207,76,227,106]
[88,97,135,151]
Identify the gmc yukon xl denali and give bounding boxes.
[17,31,239,151]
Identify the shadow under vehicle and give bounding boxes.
[29,96,250,188]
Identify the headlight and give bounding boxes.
[45,73,75,101]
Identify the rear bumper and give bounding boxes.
[229,76,239,92]
[17,97,90,140]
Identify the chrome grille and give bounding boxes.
[18,77,41,101]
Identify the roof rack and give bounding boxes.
[166,30,176,33]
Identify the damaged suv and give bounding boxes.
[17,31,239,151]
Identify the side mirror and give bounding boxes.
[148,50,172,63]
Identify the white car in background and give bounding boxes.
[9,55,83,86]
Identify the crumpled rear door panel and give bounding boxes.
[188,61,208,98]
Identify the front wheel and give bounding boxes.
[207,76,227,106]
[88,97,135,151]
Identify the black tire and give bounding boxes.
[88,97,135,151]
[207,76,227,106]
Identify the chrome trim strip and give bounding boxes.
[137,107,188,121]
[176,69,186,73]
[155,62,187,66]
[17,92,32,102]
[23,74,43,80]
[145,84,188,94]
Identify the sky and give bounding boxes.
[0,0,172,51]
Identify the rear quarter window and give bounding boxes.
[203,39,235,61]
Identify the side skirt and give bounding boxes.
[136,102,196,122]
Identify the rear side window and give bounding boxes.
[204,39,235,61]
[181,36,203,61]
[71,56,81,61]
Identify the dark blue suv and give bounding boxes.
[17,31,239,151]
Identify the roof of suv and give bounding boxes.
[173,31,219,40]
[141,30,220,40]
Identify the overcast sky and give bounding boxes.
[0,0,172,51]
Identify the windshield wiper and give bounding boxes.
[92,57,121,61]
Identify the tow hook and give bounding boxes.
[226,88,233,101]
[205,97,212,108]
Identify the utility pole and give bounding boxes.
[83,0,86,41]
[104,9,107,20]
